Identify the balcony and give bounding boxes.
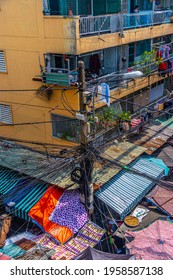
[43,72,70,86]
[42,9,173,54]
[80,10,172,36]
[129,53,173,75]
[42,67,78,86]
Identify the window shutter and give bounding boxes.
[0,104,12,124]
[0,51,7,73]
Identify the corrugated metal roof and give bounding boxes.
[0,140,147,187]
[132,122,173,155]
[95,158,165,220]
[155,116,173,129]
[0,143,75,188]
[92,142,146,185]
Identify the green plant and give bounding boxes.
[134,50,162,75]
[95,107,118,129]
[102,107,116,121]
[61,131,69,140]
[118,111,131,122]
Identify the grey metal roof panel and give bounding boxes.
[95,157,164,219]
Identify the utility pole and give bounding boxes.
[78,61,87,145]
[78,61,94,215]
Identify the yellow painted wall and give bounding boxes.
[0,0,172,146]
[0,0,79,146]
[79,24,173,53]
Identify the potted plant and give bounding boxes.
[61,131,69,140]
[133,50,162,75]
[97,107,118,130]
[118,111,131,131]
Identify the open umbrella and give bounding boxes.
[146,184,173,216]
[126,220,173,260]
[157,146,173,168]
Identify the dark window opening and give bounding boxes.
[52,114,80,142]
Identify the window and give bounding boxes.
[131,0,152,11]
[51,114,80,142]
[0,104,12,124]
[129,40,151,65]
[45,53,77,72]
[150,82,164,102]
[0,51,7,73]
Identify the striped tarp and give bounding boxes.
[0,166,49,220]
[12,181,48,220]
[95,157,165,219]
[0,167,25,198]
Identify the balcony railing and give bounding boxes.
[129,53,173,75]
[42,67,78,86]
[80,10,172,36]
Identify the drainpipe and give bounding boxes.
[91,0,94,16]
[76,0,79,15]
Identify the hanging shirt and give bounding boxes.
[160,47,165,59]
[165,46,170,59]
[156,47,165,59]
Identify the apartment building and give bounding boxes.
[0,0,173,146]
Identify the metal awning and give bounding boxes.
[13,181,48,220]
[0,142,75,187]
[132,122,173,155]
[93,141,146,185]
[0,167,25,197]
[95,157,165,220]
[0,166,49,220]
